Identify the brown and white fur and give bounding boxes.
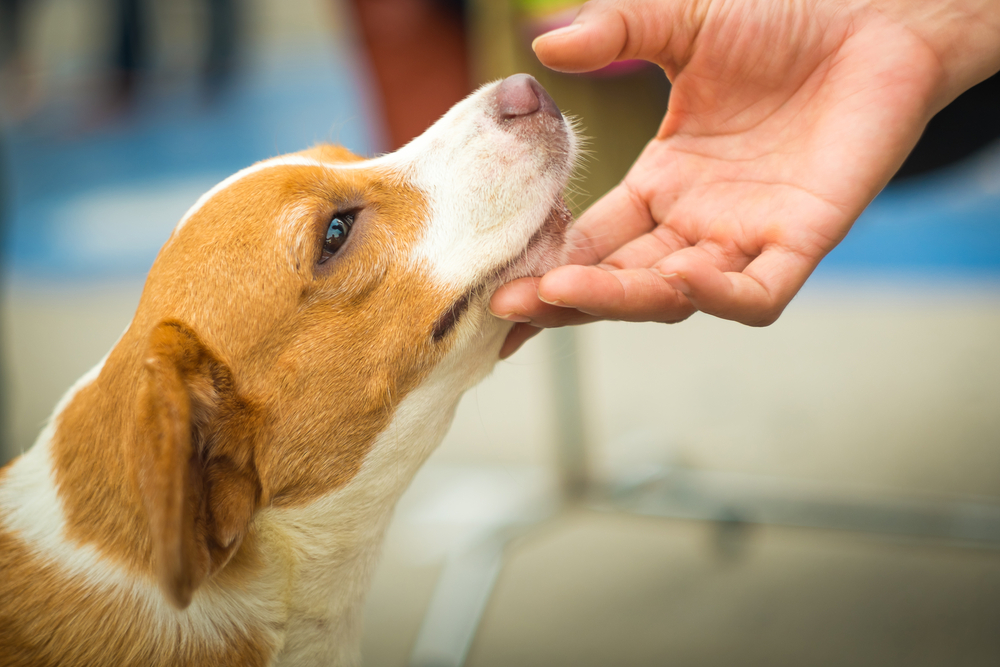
[0,74,576,666]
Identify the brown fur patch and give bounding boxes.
[0,524,274,667]
[44,147,458,576]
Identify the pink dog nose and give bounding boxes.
[495,74,563,121]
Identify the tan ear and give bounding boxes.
[136,321,261,609]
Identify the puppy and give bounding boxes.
[0,74,576,666]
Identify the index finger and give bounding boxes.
[532,0,684,73]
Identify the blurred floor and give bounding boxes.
[364,470,1000,667]
[2,1,999,665]
[359,280,1000,666]
[466,512,1000,667]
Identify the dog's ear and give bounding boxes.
[136,320,261,610]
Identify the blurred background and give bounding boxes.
[1,1,999,665]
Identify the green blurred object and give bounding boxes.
[470,0,670,217]
[515,0,580,16]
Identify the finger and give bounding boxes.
[596,223,691,272]
[499,323,542,360]
[532,0,684,73]
[538,264,696,323]
[564,182,657,266]
[656,246,818,326]
[531,2,627,73]
[490,277,602,327]
[490,277,542,322]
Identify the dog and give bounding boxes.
[0,74,577,666]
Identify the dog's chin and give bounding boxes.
[443,196,572,334]
[495,195,574,286]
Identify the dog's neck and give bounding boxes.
[42,343,154,573]
[0,334,478,666]
[252,353,472,663]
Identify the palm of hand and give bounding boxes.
[492,0,939,343]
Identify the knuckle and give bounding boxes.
[747,303,785,327]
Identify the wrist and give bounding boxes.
[867,0,1000,107]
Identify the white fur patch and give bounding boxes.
[261,319,506,666]
[392,81,578,288]
[0,363,285,652]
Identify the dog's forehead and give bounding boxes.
[166,147,430,278]
[174,148,367,236]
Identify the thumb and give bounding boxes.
[532,0,686,73]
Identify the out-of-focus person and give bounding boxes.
[348,0,471,150]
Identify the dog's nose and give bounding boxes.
[495,74,563,122]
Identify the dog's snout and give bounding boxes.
[495,74,562,122]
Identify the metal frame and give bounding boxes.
[407,327,1000,667]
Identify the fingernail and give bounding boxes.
[538,295,565,306]
[532,22,582,50]
[492,311,532,323]
[658,271,690,296]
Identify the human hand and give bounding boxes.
[493,0,1000,359]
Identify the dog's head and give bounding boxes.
[123,75,577,607]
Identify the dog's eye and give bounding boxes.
[320,213,353,263]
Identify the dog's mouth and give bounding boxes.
[431,195,573,341]
[497,195,574,284]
